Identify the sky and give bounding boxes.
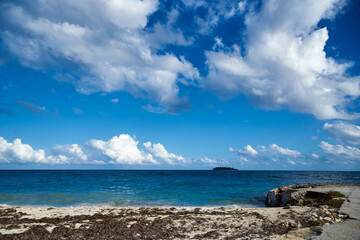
[1,0,360,170]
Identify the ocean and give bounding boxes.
[0,170,359,207]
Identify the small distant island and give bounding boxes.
[212,167,239,171]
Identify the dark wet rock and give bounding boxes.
[265,188,281,207]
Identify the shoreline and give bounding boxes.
[0,203,260,210]
[1,183,359,239]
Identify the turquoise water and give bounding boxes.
[0,170,359,207]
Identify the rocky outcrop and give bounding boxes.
[265,185,307,207]
[265,188,280,206]
[265,183,347,208]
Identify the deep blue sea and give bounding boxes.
[0,170,359,207]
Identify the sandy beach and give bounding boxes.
[0,183,359,240]
[0,205,341,239]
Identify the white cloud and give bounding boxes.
[2,0,358,120]
[312,153,320,159]
[288,160,296,165]
[1,1,198,113]
[143,142,185,165]
[204,0,360,120]
[192,1,248,35]
[0,135,195,166]
[212,37,224,50]
[224,0,247,18]
[319,141,360,160]
[229,145,258,157]
[324,121,360,145]
[147,8,194,48]
[51,144,87,163]
[102,0,158,29]
[230,145,261,164]
[230,143,304,165]
[0,137,66,164]
[261,144,302,158]
[199,157,217,164]
[87,135,159,165]
[111,98,119,103]
[312,136,319,140]
[237,1,247,13]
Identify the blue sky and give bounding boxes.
[1,0,360,170]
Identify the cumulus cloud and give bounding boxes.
[199,157,217,164]
[204,0,360,120]
[143,142,185,165]
[87,135,159,165]
[319,141,360,161]
[229,145,258,157]
[260,144,302,158]
[230,143,302,165]
[51,144,87,163]
[230,143,308,166]
[288,160,296,165]
[0,137,66,164]
[324,121,360,145]
[0,135,191,166]
[312,153,320,159]
[0,0,198,113]
[229,145,259,163]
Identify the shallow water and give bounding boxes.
[0,170,359,207]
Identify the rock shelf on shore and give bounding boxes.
[265,183,348,208]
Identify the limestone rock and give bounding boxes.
[281,189,306,207]
[265,187,306,207]
[264,184,347,208]
[265,188,280,207]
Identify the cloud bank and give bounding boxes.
[1,135,359,168]
[319,141,360,161]
[0,135,183,166]
[230,143,306,165]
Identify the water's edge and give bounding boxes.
[0,170,359,207]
